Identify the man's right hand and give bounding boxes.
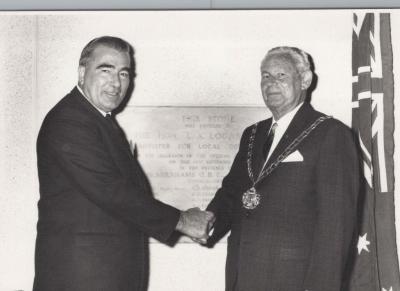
[175,207,215,243]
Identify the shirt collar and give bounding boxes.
[77,85,110,117]
[272,102,303,129]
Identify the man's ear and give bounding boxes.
[78,66,85,86]
[301,71,313,90]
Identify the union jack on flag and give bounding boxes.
[349,12,399,291]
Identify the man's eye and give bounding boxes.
[120,72,130,78]
[277,73,286,78]
[262,74,270,79]
[101,68,111,73]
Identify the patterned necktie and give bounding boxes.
[262,122,277,160]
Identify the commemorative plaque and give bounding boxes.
[118,106,268,210]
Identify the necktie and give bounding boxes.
[105,113,119,131]
[105,113,135,157]
[262,122,277,160]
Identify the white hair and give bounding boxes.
[264,46,311,74]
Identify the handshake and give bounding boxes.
[175,207,216,244]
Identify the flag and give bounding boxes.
[350,12,399,291]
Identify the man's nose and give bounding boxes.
[266,76,279,85]
[111,73,121,88]
[262,78,278,88]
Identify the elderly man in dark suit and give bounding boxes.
[207,46,360,291]
[33,36,214,291]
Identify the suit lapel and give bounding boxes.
[71,87,134,174]
[252,119,272,177]
[265,103,320,168]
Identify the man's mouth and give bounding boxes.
[105,92,120,97]
[267,91,281,96]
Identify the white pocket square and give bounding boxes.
[282,150,303,162]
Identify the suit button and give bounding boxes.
[245,211,250,217]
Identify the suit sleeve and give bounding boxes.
[38,117,180,242]
[302,122,360,291]
[206,127,252,244]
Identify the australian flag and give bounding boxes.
[350,12,399,291]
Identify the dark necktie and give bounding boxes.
[105,113,135,157]
[105,113,119,131]
[262,122,277,160]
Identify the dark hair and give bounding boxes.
[79,36,135,76]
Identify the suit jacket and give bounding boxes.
[207,103,360,291]
[33,87,180,291]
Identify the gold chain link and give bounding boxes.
[246,115,332,186]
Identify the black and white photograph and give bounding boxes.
[1,8,400,291]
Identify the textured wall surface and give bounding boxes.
[0,15,37,290]
[0,10,399,291]
[35,11,351,111]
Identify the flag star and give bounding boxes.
[382,287,393,291]
[357,233,370,254]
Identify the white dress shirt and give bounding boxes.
[265,102,304,163]
[77,85,109,117]
[77,85,136,153]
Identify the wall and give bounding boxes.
[0,10,399,291]
[0,15,37,290]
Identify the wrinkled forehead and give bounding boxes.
[260,53,298,73]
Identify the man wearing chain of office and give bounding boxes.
[206,46,360,291]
